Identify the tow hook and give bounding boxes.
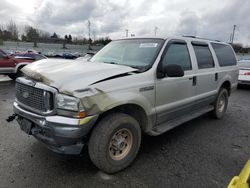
[6,114,17,122]
[31,128,41,135]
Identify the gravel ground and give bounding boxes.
[0,77,249,188]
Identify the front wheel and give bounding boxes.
[88,113,141,173]
[211,88,228,119]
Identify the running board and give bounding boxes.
[152,106,214,135]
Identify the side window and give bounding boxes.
[192,43,214,69]
[162,42,192,71]
[35,54,41,60]
[211,43,237,66]
[0,51,4,58]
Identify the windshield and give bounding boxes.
[90,39,164,70]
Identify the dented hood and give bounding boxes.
[22,59,137,93]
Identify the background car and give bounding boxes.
[0,49,34,79]
[13,52,47,61]
[76,52,95,61]
[238,60,250,86]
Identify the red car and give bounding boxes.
[0,49,35,79]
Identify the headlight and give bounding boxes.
[57,94,81,111]
[56,94,86,118]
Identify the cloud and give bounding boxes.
[33,0,97,25]
[0,1,21,24]
[173,0,250,44]
[199,0,250,44]
[29,0,132,37]
[175,11,201,37]
[0,0,250,45]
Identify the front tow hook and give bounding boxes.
[31,128,41,135]
[6,114,17,122]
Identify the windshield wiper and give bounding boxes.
[103,61,118,65]
[103,62,145,72]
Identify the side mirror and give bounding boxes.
[163,64,184,77]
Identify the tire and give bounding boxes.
[8,70,23,80]
[88,112,141,174]
[8,74,17,80]
[211,88,228,119]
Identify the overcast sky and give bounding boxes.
[1,0,250,45]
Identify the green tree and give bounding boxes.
[51,32,58,39]
[25,26,39,47]
[68,34,72,43]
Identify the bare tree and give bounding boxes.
[6,20,19,40]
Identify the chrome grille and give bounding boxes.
[15,82,53,112]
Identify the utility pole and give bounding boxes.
[154,26,159,36]
[88,20,92,50]
[229,34,232,43]
[125,29,128,38]
[231,25,236,44]
[93,30,96,42]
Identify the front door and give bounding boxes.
[155,40,196,125]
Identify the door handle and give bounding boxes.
[188,76,196,86]
[193,76,197,86]
[215,73,218,81]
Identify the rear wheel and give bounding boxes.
[211,88,228,119]
[88,113,141,173]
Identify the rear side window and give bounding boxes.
[0,51,4,58]
[34,54,44,60]
[211,43,236,66]
[162,42,192,70]
[0,50,5,58]
[192,43,214,69]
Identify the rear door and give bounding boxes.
[191,41,218,107]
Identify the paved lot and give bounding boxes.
[0,76,249,188]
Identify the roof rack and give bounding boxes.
[182,35,221,42]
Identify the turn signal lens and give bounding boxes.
[78,111,87,118]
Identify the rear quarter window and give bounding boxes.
[0,50,5,58]
[211,43,237,66]
[192,43,214,69]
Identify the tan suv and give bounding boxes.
[12,36,238,173]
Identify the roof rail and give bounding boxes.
[182,35,221,42]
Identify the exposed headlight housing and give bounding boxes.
[56,93,86,118]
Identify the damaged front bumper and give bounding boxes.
[13,102,98,155]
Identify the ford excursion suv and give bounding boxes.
[13,36,238,173]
